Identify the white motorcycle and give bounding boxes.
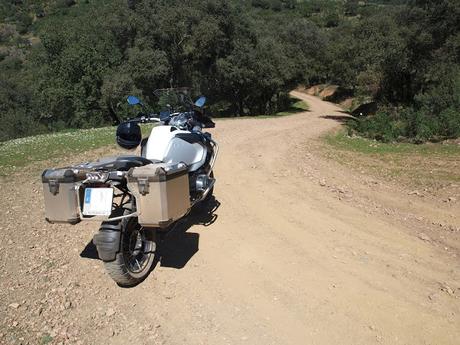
[42,89,218,286]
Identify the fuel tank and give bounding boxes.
[143,126,207,172]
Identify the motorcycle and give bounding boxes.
[41,89,218,286]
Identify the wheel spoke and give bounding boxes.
[121,219,154,274]
[103,213,156,286]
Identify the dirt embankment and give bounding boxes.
[0,92,459,345]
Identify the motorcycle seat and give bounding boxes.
[80,156,160,171]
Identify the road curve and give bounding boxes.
[1,91,459,345]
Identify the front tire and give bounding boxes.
[104,216,156,287]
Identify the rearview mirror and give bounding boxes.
[127,95,141,106]
[194,96,206,108]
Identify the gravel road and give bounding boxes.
[1,92,459,345]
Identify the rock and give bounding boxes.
[439,283,455,296]
[8,303,20,309]
[448,197,457,202]
[105,308,116,317]
[64,301,71,310]
[418,233,431,242]
[343,192,353,200]
[319,179,327,187]
[428,292,439,301]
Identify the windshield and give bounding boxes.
[153,88,195,113]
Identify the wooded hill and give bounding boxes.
[1,0,459,143]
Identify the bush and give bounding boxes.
[0,110,44,142]
[0,24,17,43]
[352,61,460,143]
[351,103,460,143]
[350,110,404,142]
[439,107,460,138]
[251,0,271,9]
[55,0,76,8]
[15,12,32,34]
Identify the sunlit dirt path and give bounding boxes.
[1,92,459,345]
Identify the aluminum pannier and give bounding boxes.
[42,168,86,224]
[127,163,190,228]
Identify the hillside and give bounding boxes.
[1,0,459,143]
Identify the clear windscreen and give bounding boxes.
[153,88,195,113]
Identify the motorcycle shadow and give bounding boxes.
[157,196,220,269]
[80,196,220,272]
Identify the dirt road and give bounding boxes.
[1,92,459,345]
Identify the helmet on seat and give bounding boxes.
[116,122,141,150]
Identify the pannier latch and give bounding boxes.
[49,180,60,195]
[137,178,150,195]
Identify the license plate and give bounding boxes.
[82,188,113,216]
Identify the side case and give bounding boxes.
[42,169,85,224]
[127,163,190,228]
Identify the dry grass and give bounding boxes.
[322,129,460,192]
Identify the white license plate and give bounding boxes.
[82,188,113,216]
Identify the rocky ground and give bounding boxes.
[0,92,459,345]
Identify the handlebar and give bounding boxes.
[123,110,214,129]
[125,114,161,124]
[125,111,190,125]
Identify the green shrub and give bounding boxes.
[351,110,402,142]
[0,110,45,142]
[351,104,460,143]
[352,65,460,143]
[439,107,460,138]
[55,0,76,9]
[15,12,32,34]
[0,24,17,43]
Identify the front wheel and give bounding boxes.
[104,217,156,287]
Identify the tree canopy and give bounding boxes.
[0,0,459,142]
